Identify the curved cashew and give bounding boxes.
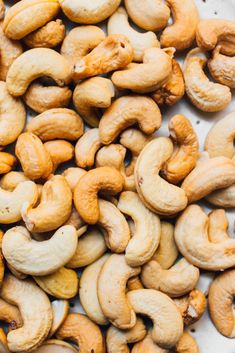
[49,300,69,337]
[62,167,87,192]
[124,0,170,32]
[0,153,16,175]
[209,269,235,337]
[80,254,110,325]
[98,254,140,329]
[24,20,65,48]
[127,289,183,348]
[208,46,235,88]
[6,48,72,97]
[111,47,173,93]
[108,7,159,62]
[0,298,22,331]
[74,166,124,224]
[127,276,143,291]
[183,48,231,112]
[118,191,161,266]
[0,172,29,191]
[175,205,235,270]
[196,19,235,56]
[56,313,105,353]
[44,140,74,172]
[34,267,78,299]
[24,83,72,114]
[0,275,52,352]
[59,0,121,24]
[160,0,199,50]
[74,34,133,80]
[32,340,78,353]
[207,184,235,208]
[3,0,60,40]
[99,96,161,145]
[132,330,168,353]
[135,137,188,216]
[75,129,103,169]
[3,225,77,275]
[161,114,199,184]
[73,77,115,127]
[27,108,84,141]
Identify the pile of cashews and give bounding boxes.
[0,0,234,352]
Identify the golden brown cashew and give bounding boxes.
[160,0,199,50]
[127,289,183,348]
[176,332,199,353]
[0,298,22,331]
[183,48,231,112]
[74,34,133,80]
[44,140,74,172]
[74,166,124,224]
[0,329,7,348]
[75,129,103,169]
[175,204,235,270]
[31,340,79,353]
[112,47,173,93]
[135,137,188,216]
[24,83,72,113]
[98,254,140,329]
[0,172,29,191]
[24,20,65,48]
[196,19,235,55]
[209,269,235,337]
[118,191,161,266]
[127,276,143,291]
[56,313,105,353]
[49,300,69,337]
[99,96,161,145]
[108,7,160,62]
[132,330,168,353]
[62,167,87,192]
[208,46,235,88]
[0,153,16,174]
[22,175,72,232]
[6,48,72,97]
[0,275,52,352]
[73,77,115,127]
[3,0,60,40]
[161,114,199,184]
[124,0,170,32]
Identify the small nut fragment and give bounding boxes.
[24,20,65,48]
[0,153,16,174]
[208,46,235,88]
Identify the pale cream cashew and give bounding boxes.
[7,264,28,281]
[207,184,235,208]
[108,7,159,62]
[127,289,183,348]
[135,137,188,216]
[0,298,22,331]
[31,340,78,353]
[49,300,69,337]
[98,254,140,329]
[0,275,52,352]
[44,140,74,172]
[73,77,115,127]
[21,175,72,232]
[183,48,231,112]
[0,153,16,175]
[6,48,72,97]
[62,167,87,192]
[118,191,161,266]
[0,172,29,191]
[99,96,161,145]
[208,46,235,88]
[175,204,235,270]
[75,128,103,169]
[2,225,77,275]
[132,330,168,353]
[127,276,143,291]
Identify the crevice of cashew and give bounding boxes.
[208,46,235,88]
[0,153,16,175]
[49,300,69,337]
[62,167,87,192]
[75,129,103,169]
[44,140,74,172]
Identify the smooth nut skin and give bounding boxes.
[3,0,60,40]
[6,48,72,97]
[208,46,235,88]
[75,129,103,169]
[0,153,16,174]
[99,96,161,145]
[24,20,65,48]
[44,140,74,172]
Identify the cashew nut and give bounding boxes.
[207,184,235,208]
[75,129,103,170]
[49,300,69,337]
[0,153,16,175]
[73,77,115,127]
[24,20,65,48]
[176,332,199,353]
[132,330,168,353]
[32,340,78,353]
[44,140,74,172]
[0,172,29,191]
[62,167,87,192]
[183,48,232,112]
[0,298,22,331]
[127,276,143,291]
[208,46,235,88]
[99,96,161,145]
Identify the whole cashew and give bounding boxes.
[2,225,77,276]
[160,0,199,50]
[111,47,173,93]
[208,46,235,88]
[59,0,121,24]
[62,167,87,192]
[74,166,124,224]
[196,19,235,55]
[118,191,161,266]
[3,0,60,40]
[183,48,231,112]
[44,140,74,172]
[0,275,52,352]
[0,172,29,191]
[132,330,168,353]
[135,137,188,216]
[24,20,65,48]
[49,300,69,337]
[0,153,16,175]
[73,34,133,80]
[75,129,103,169]
[108,7,160,62]
[73,77,115,127]
[6,48,72,97]
[99,96,161,145]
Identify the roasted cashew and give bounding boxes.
[32,340,78,353]
[135,137,188,216]
[183,48,231,112]
[44,140,74,172]
[49,300,69,337]
[0,153,16,175]
[176,332,199,353]
[3,0,60,40]
[24,20,65,48]
[6,48,72,97]
[75,129,102,169]
[62,167,87,192]
[0,298,22,331]
[56,313,105,353]
[64,210,86,231]
[0,172,29,191]
[132,330,168,353]
[74,166,124,224]
[74,34,133,80]
[111,47,173,93]
[73,77,115,127]
[108,7,159,62]
[208,46,235,88]
[99,96,161,145]
[127,276,143,291]
[207,184,235,208]
[0,275,52,352]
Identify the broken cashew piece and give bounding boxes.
[44,140,74,172]
[75,129,103,169]
[208,46,235,88]
[0,153,16,175]
[49,300,69,337]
